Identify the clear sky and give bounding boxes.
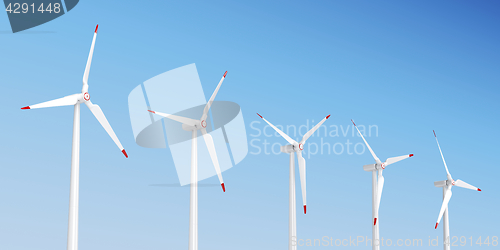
[1,1,499,249]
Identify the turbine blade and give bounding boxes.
[257,113,298,145]
[83,25,98,88]
[351,119,381,164]
[454,179,481,191]
[384,154,414,167]
[374,170,384,225]
[435,187,452,229]
[433,130,451,176]
[85,100,127,157]
[21,94,80,110]
[201,128,225,192]
[300,114,331,144]
[200,71,227,121]
[148,110,198,127]
[297,150,307,214]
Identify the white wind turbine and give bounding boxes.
[432,130,481,250]
[351,120,413,250]
[21,25,128,250]
[148,71,228,250]
[257,113,330,250]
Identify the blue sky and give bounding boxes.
[1,0,499,249]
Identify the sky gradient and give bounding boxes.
[1,1,499,249]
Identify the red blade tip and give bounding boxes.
[257,113,263,118]
[122,149,128,158]
[351,119,356,126]
[95,24,98,33]
[21,106,30,110]
[433,130,436,137]
[478,188,481,191]
[221,183,225,192]
[148,110,155,113]
[435,223,439,229]
[409,154,414,157]
[303,205,307,214]
[326,114,331,119]
[223,71,227,78]
[374,218,377,225]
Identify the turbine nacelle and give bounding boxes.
[71,92,90,104]
[362,163,386,172]
[433,180,449,188]
[280,143,303,154]
[181,120,208,131]
[433,178,458,188]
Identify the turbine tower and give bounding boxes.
[257,113,330,250]
[433,130,482,250]
[352,120,413,250]
[21,25,128,250]
[148,71,228,250]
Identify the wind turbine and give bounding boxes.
[148,71,227,250]
[351,120,413,250]
[432,130,481,250]
[256,113,330,250]
[21,25,128,250]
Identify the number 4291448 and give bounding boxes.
[5,3,61,14]
[447,236,498,247]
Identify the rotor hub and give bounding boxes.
[83,92,90,101]
[201,120,207,128]
[298,143,304,150]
